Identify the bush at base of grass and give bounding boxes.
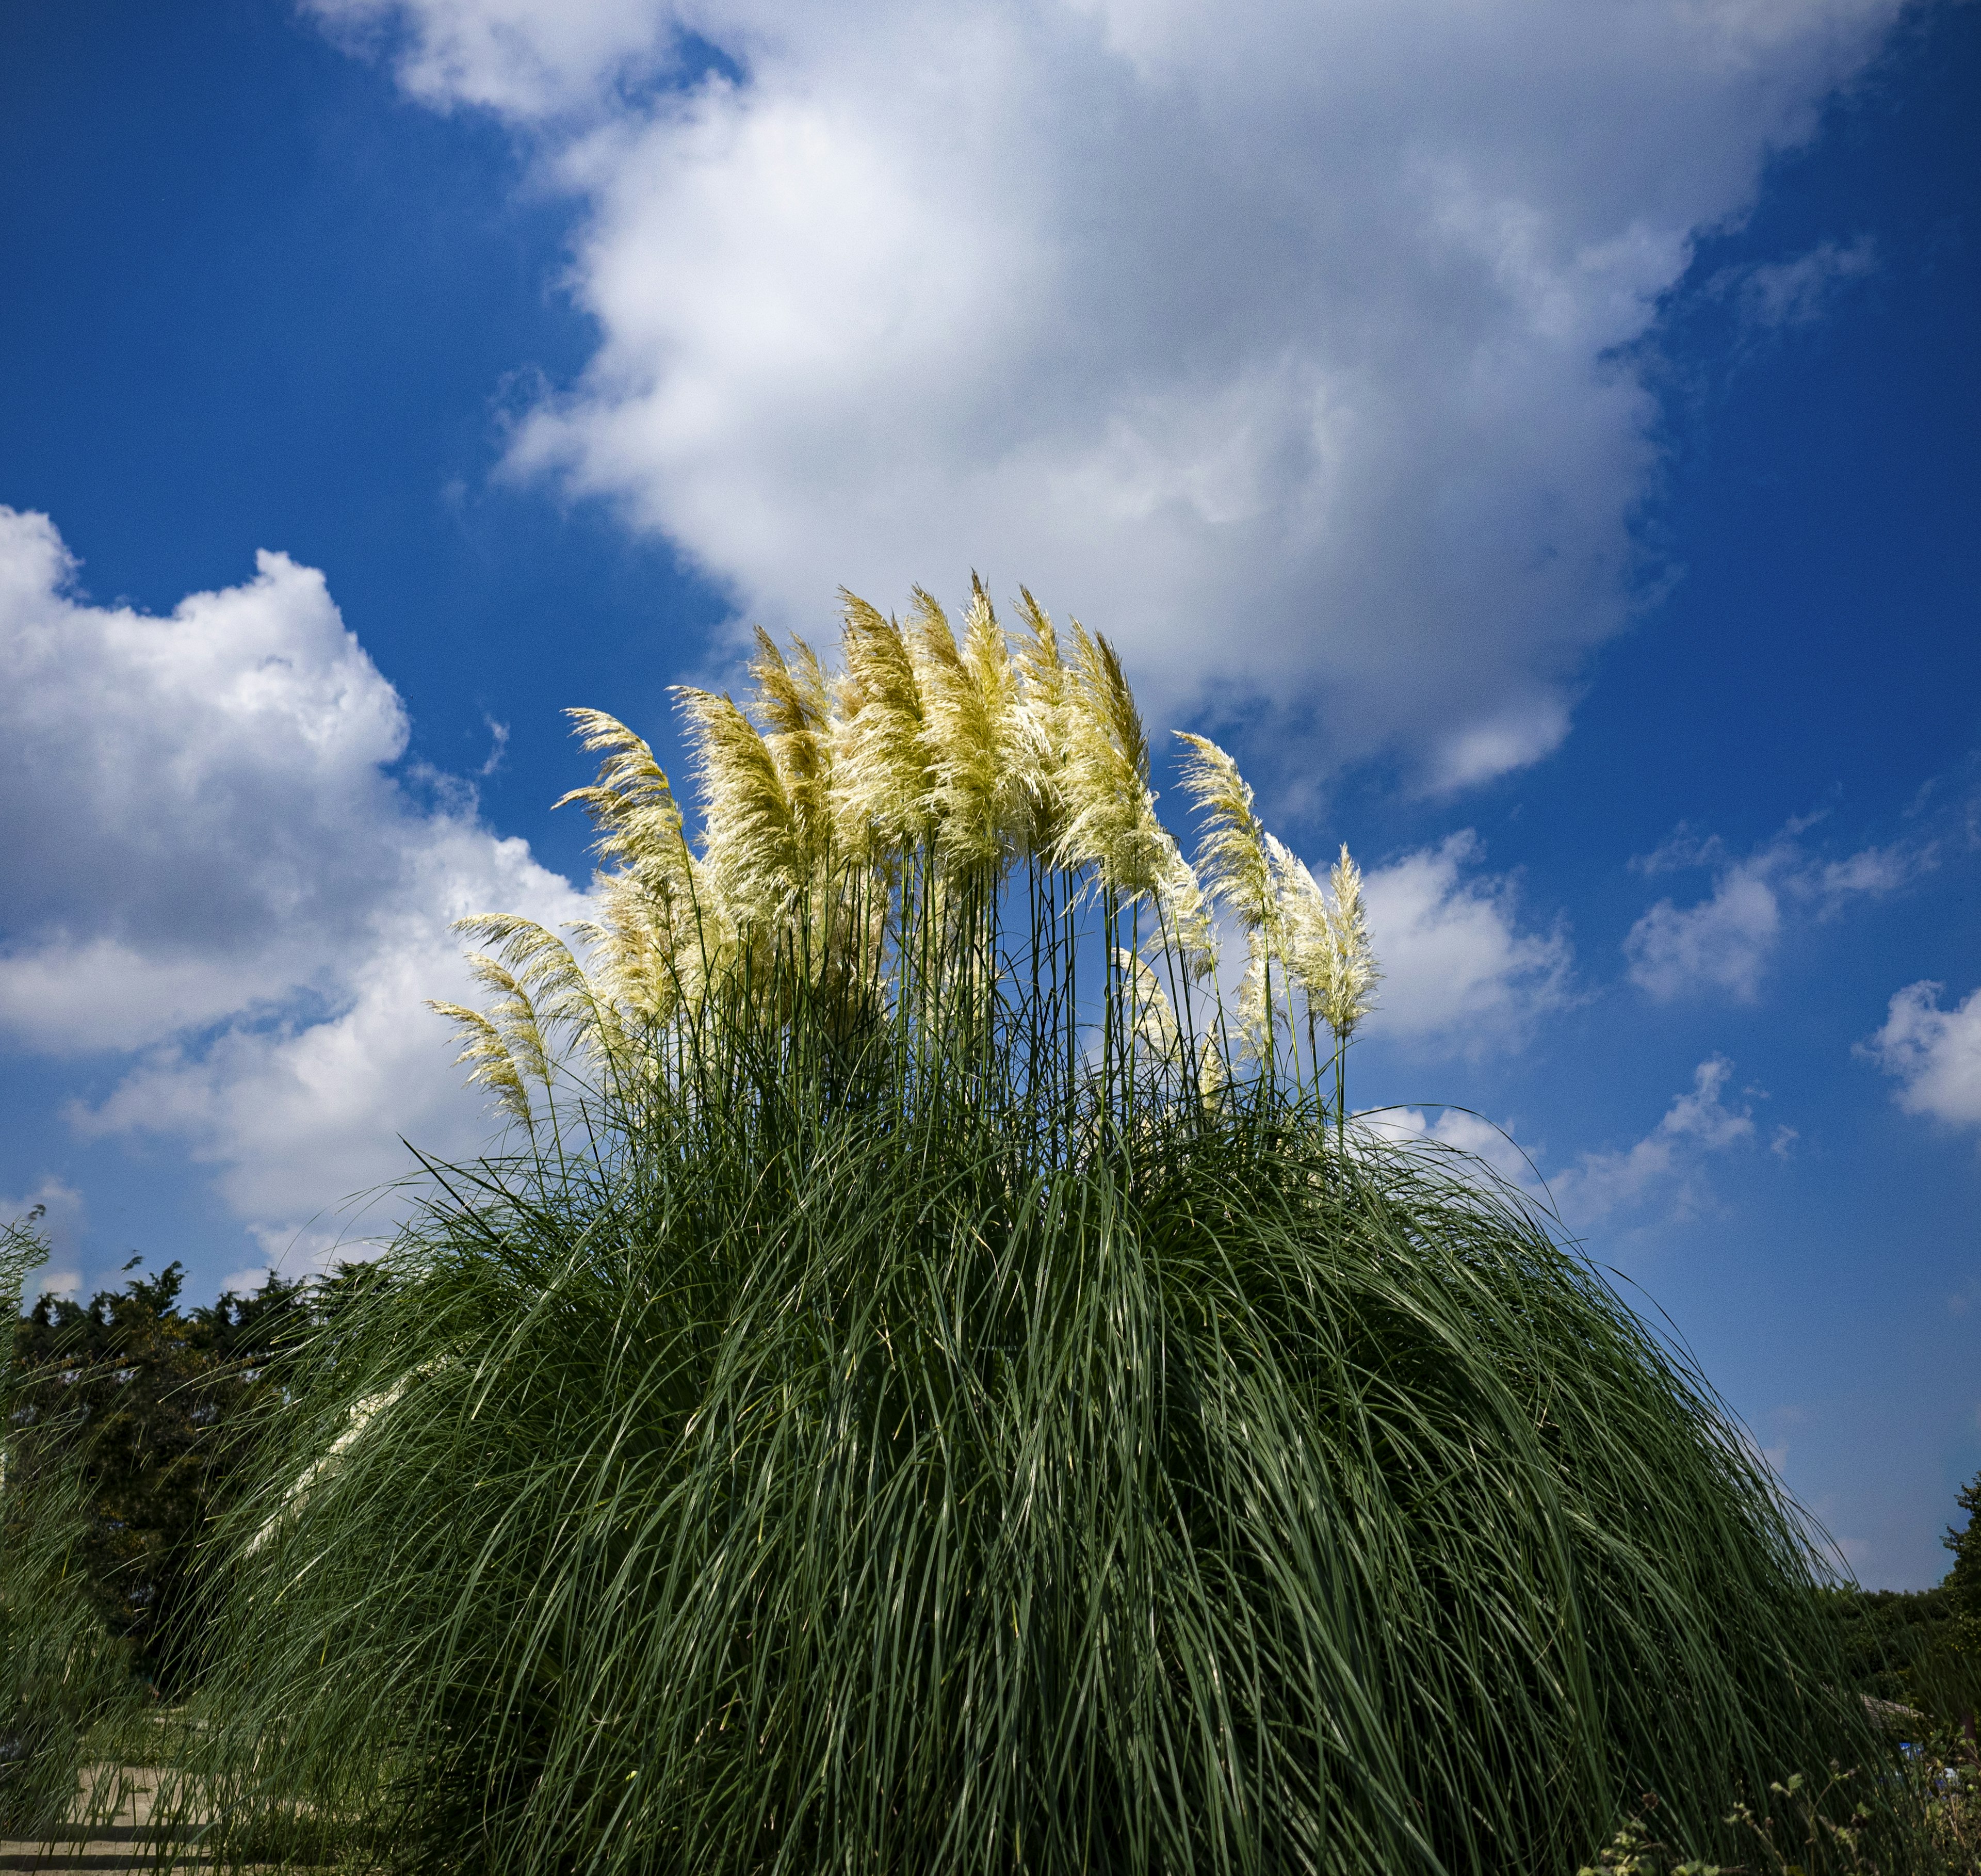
[166,1071,1894,1876]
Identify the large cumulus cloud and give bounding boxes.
[0,507,585,1259]
[316,0,1903,786]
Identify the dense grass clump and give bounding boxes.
[176,1074,1883,1875]
[159,583,1892,1872]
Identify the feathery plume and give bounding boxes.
[426,1001,533,1132]
[440,951,551,1119]
[1267,834,1333,1012]
[452,913,630,1081]
[1010,587,1071,858]
[675,688,804,934]
[1322,844,1379,1046]
[912,579,1019,873]
[1113,947,1180,1060]
[555,709,687,885]
[1177,732,1284,1065]
[1174,735,1275,937]
[1155,830,1218,983]
[831,592,932,857]
[1055,627,1165,900]
[747,627,835,867]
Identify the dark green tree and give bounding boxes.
[1944,1469,1981,1734]
[9,1257,364,1693]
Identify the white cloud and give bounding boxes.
[311,0,1903,787]
[1360,1104,1541,1191]
[310,0,681,117]
[1626,863,1782,1000]
[1550,1056,1755,1227]
[1862,980,1981,1132]
[1361,832,1572,1054]
[1713,234,1877,331]
[0,508,585,1264]
[1625,819,1924,1001]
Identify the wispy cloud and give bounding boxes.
[1625,816,1929,1001]
[1710,234,1878,333]
[1367,1055,1765,1232]
[1550,1056,1756,1228]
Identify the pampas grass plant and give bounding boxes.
[156,585,1893,1874]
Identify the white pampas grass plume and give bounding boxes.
[425,999,534,1131]
[454,917,601,1042]
[1114,946,1180,1060]
[1266,833,1332,1012]
[555,709,687,887]
[747,627,835,867]
[1178,733,1290,1066]
[912,579,1020,873]
[1174,734,1276,939]
[1010,587,1071,859]
[1055,627,1165,900]
[1322,844,1379,1045]
[832,592,933,858]
[1156,830,1218,983]
[675,687,804,934]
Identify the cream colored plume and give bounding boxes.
[1174,735,1276,938]
[1009,587,1071,858]
[565,877,679,1034]
[1266,833,1333,1015]
[1322,844,1379,1044]
[911,579,1021,873]
[425,998,534,1132]
[832,592,934,859]
[555,709,687,885]
[553,709,705,1008]
[428,913,634,1120]
[674,687,805,934]
[456,916,610,1047]
[1178,733,1290,1066]
[1054,625,1166,901]
[747,626,835,867]
[1114,946,1180,1060]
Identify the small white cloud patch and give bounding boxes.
[1625,817,1927,1003]
[1862,981,1981,1132]
[1551,1057,1756,1227]
[1362,832,1572,1055]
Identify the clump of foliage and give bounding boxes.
[1,1212,133,1836]
[1823,1584,1981,1732]
[1580,1755,1980,1876]
[1816,1473,1981,1741]
[1941,1472,1981,1704]
[9,1257,315,1694]
[167,584,1893,1874]
[3,1215,375,1838]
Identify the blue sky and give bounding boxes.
[2,0,1975,1588]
